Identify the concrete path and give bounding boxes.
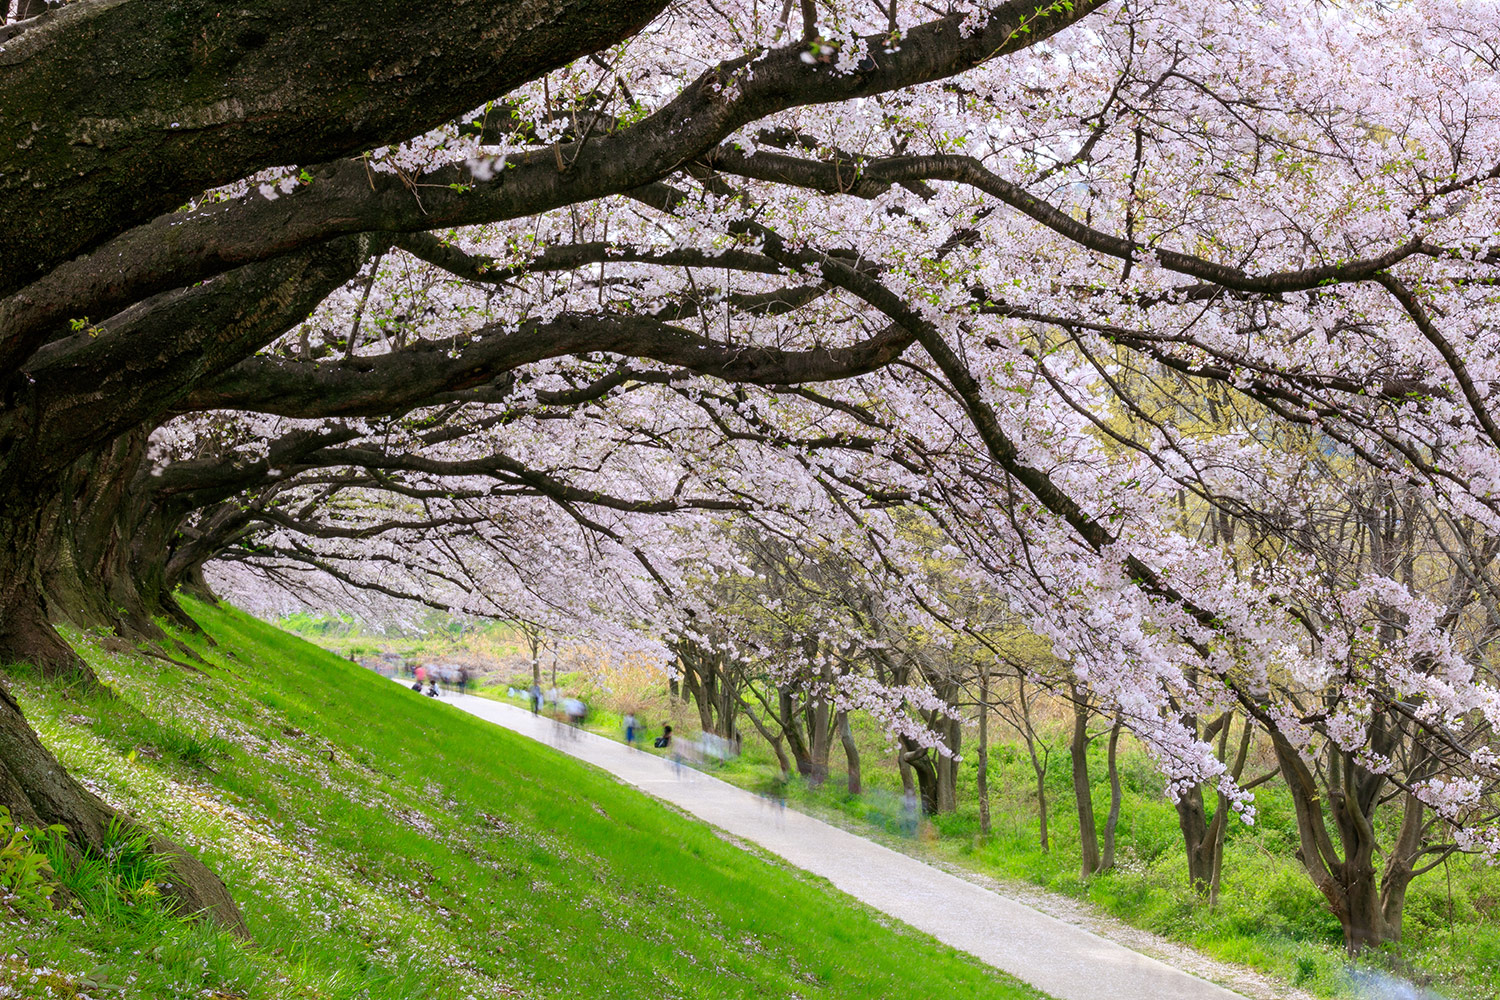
[412,684,1245,1000]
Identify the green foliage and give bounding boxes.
[0,806,62,911]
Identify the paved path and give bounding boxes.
[413,684,1245,1000]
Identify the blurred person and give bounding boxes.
[900,789,920,837]
[623,712,638,747]
[529,682,543,715]
[563,697,586,734]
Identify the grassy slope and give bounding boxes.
[1,602,1044,1000]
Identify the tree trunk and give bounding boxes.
[1017,674,1049,853]
[1176,785,1216,892]
[937,710,961,814]
[1269,732,1416,952]
[837,709,861,795]
[902,742,940,815]
[35,429,171,644]
[0,485,246,934]
[1070,684,1101,878]
[977,666,991,836]
[779,687,816,780]
[1100,719,1122,872]
[0,498,96,680]
[0,680,247,934]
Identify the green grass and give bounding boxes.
[0,601,1045,1000]
[467,683,1500,1000]
[762,739,1500,1000]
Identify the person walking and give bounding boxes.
[563,697,586,736]
[623,712,638,747]
[529,682,542,715]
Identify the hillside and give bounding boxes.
[0,601,1043,1000]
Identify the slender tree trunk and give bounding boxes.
[837,709,861,795]
[779,687,816,780]
[977,667,991,836]
[1101,719,1122,872]
[1070,684,1101,877]
[1017,674,1049,853]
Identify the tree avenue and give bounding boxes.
[3,0,1499,955]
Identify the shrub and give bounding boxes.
[0,806,62,911]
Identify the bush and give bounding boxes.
[0,806,61,911]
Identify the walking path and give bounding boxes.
[413,685,1246,1000]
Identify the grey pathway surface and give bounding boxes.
[410,684,1245,1000]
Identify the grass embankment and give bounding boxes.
[475,682,1500,1000]
[1,602,1044,1000]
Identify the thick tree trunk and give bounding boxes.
[0,499,95,680]
[0,469,247,935]
[1176,785,1216,891]
[901,741,940,815]
[837,709,861,795]
[937,710,961,814]
[0,680,246,934]
[1070,684,1101,877]
[0,0,671,297]
[0,489,246,934]
[35,428,171,643]
[1269,733,1417,952]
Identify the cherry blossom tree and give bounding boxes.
[4,0,1500,950]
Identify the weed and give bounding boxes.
[39,815,174,922]
[0,806,62,911]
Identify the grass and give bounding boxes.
[471,681,1500,1000]
[0,600,1046,1000]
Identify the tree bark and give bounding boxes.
[1100,720,1122,872]
[0,492,95,680]
[1016,673,1049,852]
[901,740,940,815]
[1269,731,1427,952]
[0,0,669,297]
[937,708,961,814]
[1070,683,1101,877]
[977,666,991,836]
[837,709,861,795]
[0,679,246,934]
